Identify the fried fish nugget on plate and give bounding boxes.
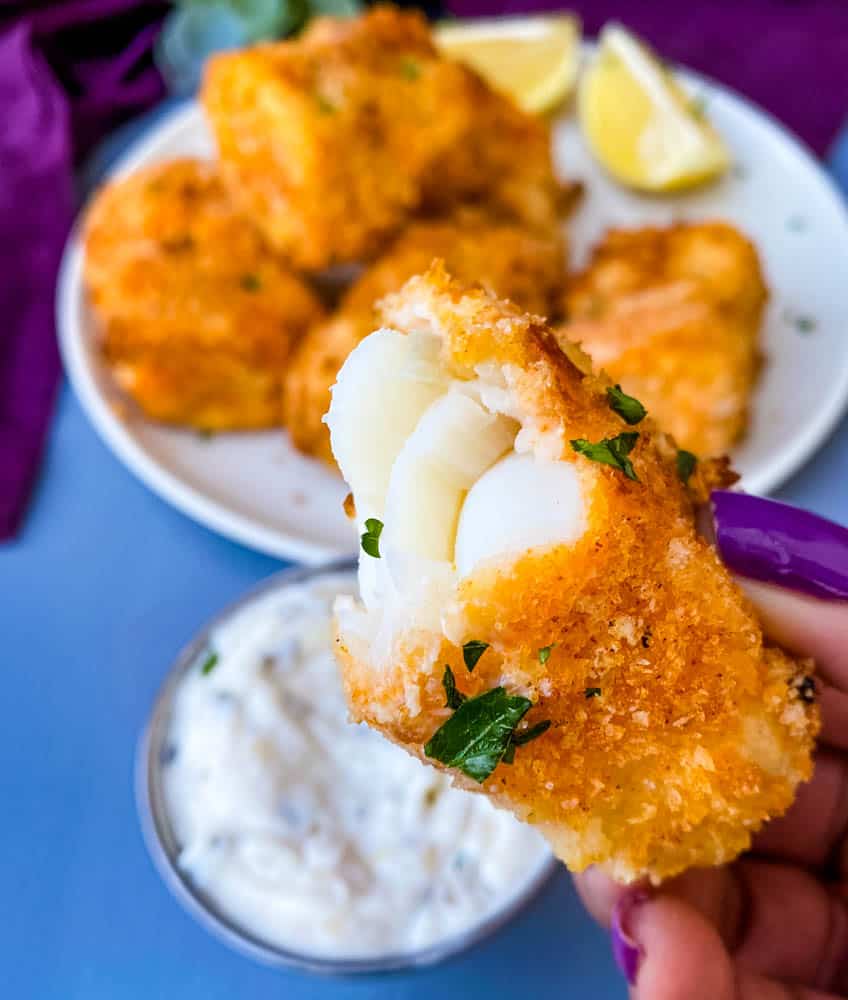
[203,7,565,269]
[283,212,566,464]
[324,264,817,885]
[82,159,324,431]
[560,222,767,457]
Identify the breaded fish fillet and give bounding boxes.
[283,212,566,464]
[83,159,324,430]
[559,222,767,457]
[202,6,563,269]
[325,265,816,885]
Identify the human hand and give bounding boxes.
[577,493,848,999]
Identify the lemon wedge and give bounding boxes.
[579,23,730,191]
[434,15,581,114]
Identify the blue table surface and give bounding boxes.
[3,105,847,1000]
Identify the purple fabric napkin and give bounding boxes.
[0,0,165,541]
[449,0,848,157]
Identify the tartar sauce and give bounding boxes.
[162,572,551,960]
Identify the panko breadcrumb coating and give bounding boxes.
[283,212,566,464]
[202,6,563,269]
[327,265,817,885]
[559,222,767,457]
[83,159,324,430]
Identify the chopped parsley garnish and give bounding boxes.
[503,719,552,765]
[240,273,261,292]
[424,686,533,783]
[676,449,697,484]
[442,666,466,710]
[316,94,336,115]
[462,640,489,672]
[196,428,214,441]
[571,432,639,481]
[360,518,383,558]
[538,645,554,665]
[606,384,647,425]
[400,58,420,80]
[585,687,602,699]
[795,315,817,334]
[200,650,219,676]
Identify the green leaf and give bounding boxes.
[571,433,640,481]
[511,719,551,745]
[399,57,420,80]
[606,384,647,425]
[585,687,602,699]
[676,449,697,484]
[360,518,383,558]
[240,273,261,292]
[424,686,532,783]
[200,650,219,676]
[538,645,554,665]
[462,640,489,672]
[442,666,466,710]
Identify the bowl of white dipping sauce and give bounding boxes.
[137,561,555,973]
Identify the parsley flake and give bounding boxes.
[462,640,489,671]
[360,518,383,558]
[400,58,420,80]
[585,687,602,699]
[503,719,552,765]
[795,315,817,334]
[316,94,336,115]
[571,433,639,481]
[442,666,466,710]
[424,686,533,783]
[538,645,554,665]
[676,449,697,484]
[606,384,647,425]
[200,650,219,676]
[240,273,261,292]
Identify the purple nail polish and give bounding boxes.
[611,892,648,986]
[712,491,848,601]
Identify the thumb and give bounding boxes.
[612,891,734,999]
[611,891,840,999]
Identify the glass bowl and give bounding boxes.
[136,559,556,974]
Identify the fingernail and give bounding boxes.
[610,890,649,985]
[712,491,848,601]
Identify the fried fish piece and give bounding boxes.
[83,159,324,430]
[324,264,816,885]
[283,212,566,463]
[202,6,563,269]
[559,222,767,457]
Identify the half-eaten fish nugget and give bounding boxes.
[325,264,817,885]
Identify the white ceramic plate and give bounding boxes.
[58,74,848,563]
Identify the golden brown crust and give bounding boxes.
[558,221,767,457]
[283,212,566,464]
[82,159,323,430]
[335,265,817,884]
[202,6,563,269]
